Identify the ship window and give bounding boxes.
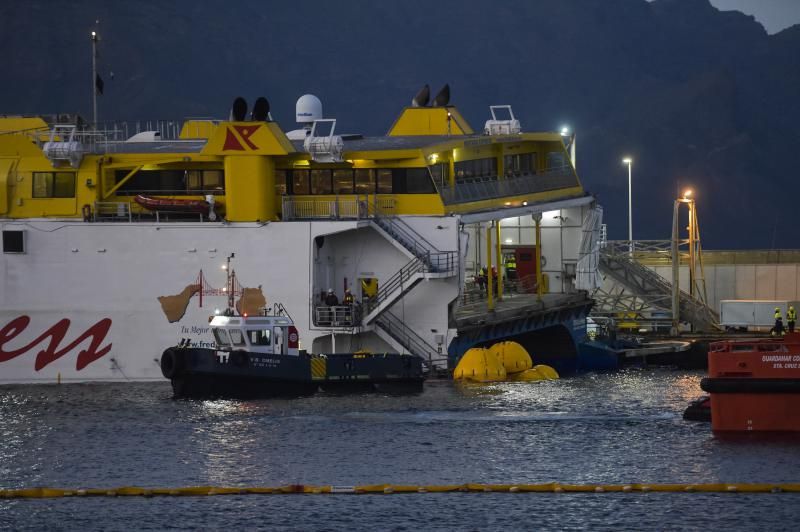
[333,169,354,194]
[213,328,231,346]
[114,169,225,196]
[292,169,310,194]
[275,170,287,195]
[311,169,332,194]
[248,329,271,346]
[354,169,375,193]
[546,152,566,170]
[2,230,25,253]
[405,168,436,193]
[229,328,246,346]
[32,172,76,198]
[376,169,392,193]
[454,158,497,182]
[428,163,448,188]
[504,153,537,177]
[731,345,754,352]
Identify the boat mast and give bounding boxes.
[91,28,98,126]
[226,253,236,311]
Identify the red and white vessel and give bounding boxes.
[701,334,800,431]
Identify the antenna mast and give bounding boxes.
[90,27,98,125]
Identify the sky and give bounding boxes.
[708,0,800,33]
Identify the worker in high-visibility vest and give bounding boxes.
[788,306,797,333]
[774,307,785,336]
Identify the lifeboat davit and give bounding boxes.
[700,333,800,431]
[134,194,210,215]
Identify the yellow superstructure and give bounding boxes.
[0,100,585,222]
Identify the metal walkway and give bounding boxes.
[595,240,719,332]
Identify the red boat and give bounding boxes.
[134,194,211,215]
[700,333,800,431]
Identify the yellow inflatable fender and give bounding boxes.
[489,341,532,374]
[453,347,507,382]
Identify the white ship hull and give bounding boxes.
[0,218,460,384]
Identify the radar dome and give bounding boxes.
[296,94,323,124]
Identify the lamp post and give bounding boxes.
[622,157,633,252]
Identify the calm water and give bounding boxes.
[2,369,800,531]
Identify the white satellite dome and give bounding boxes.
[296,94,323,124]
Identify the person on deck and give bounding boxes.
[325,288,339,306]
[788,306,797,333]
[343,289,354,306]
[773,307,785,336]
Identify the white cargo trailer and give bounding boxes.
[719,300,800,331]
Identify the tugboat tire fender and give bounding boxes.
[231,350,249,368]
[161,348,184,379]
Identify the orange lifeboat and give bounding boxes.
[701,333,800,431]
[134,194,211,215]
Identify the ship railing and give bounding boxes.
[437,165,579,205]
[461,272,539,305]
[374,310,443,369]
[314,305,359,328]
[93,201,132,222]
[281,195,396,221]
[92,201,208,223]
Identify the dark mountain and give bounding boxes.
[1,0,798,249]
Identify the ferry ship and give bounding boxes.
[0,85,603,384]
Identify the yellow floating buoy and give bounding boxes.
[533,364,559,380]
[453,347,507,382]
[489,341,532,374]
[507,364,560,382]
[508,367,546,381]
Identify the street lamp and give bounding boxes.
[622,157,633,249]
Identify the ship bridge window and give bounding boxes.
[275,170,287,195]
[504,153,537,177]
[32,172,76,198]
[292,169,310,194]
[731,345,754,352]
[355,169,375,193]
[546,152,567,170]
[454,158,497,182]
[311,169,333,195]
[247,329,271,346]
[228,328,247,347]
[392,168,436,194]
[377,169,392,193]
[115,169,225,196]
[333,169,354,194]
[213,328,231,346]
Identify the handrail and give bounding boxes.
[375,311,439,364]
[365,252,458,316]
[437,165,579,205]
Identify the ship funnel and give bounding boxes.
[296,94,323,124]
[230,97,248,121]
[251,96,270,121]
[412,84,430,107]
[432,84,450,107]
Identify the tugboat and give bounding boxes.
[159,260,425,399]
[689,334,800,431]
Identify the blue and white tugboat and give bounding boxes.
[159,260,426,398]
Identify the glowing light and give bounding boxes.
[622,157,632,165]
[221,264,227,270]
[560,126,570,136]
[91,31,96,37]
[522,201,528,206]
[222,287,227,292]
[504,202,512,206]
[683,189,693,199]
[214,308,221,315]
[429,153,439,163]
[505,238,513,244]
